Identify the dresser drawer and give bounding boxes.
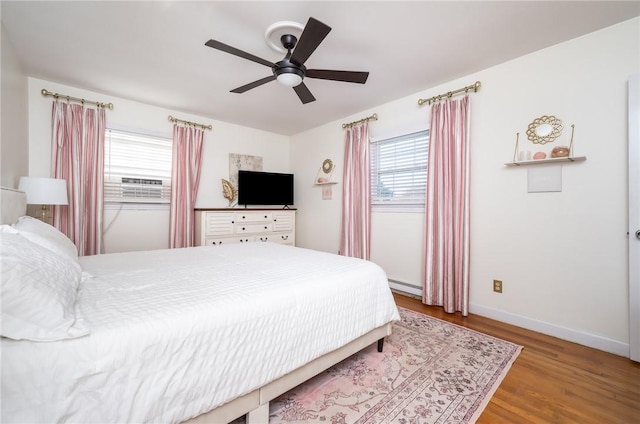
[272,232,294,245]
[255,232,293,244]
[236,223,273,234]
[204,236,254,246]
[203,237,228,246]
[234,211,273,223]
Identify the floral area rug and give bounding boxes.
[238,307,522,424]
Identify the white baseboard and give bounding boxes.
[470,303,630,358]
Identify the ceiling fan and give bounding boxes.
[204,17,369,104]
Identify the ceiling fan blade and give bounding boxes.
[293,83,316,104]
[205,39,275,68]
[230,75,276,93]
[290,17,331,66]
[306,69,369,84]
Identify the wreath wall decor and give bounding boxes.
[526,115,563,145]
[315,158,335,184]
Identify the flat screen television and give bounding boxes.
[237,170,294,207]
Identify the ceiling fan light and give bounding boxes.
[276,71,303,87]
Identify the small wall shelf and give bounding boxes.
[505,155,586,167]
[313,182,338,186]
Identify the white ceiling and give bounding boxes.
[2,1,638,136]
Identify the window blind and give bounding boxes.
[104,129,172,203]
[370,130,429,205]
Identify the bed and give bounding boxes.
[0,187,400,423]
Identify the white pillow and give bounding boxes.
[13,216,78,261]
[0,232,89,341]
[0,224,18,234]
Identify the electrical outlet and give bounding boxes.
[493,279,503,293]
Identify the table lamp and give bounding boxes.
[18,177,69,222]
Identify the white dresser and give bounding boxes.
[194,209,296,246]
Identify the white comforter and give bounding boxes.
[1,243,399,423]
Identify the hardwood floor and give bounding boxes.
[393,293,640,424]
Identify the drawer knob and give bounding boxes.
[242,227,246,231]
[282,235,288,240]
[231,220,234,224]
[264,226,267,229]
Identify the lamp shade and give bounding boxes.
[18,177,68,205]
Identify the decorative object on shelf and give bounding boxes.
[518,150,532,161]
[314,158,336,200]
[314,158,335,184]
[221,179,237,206]
[526,115,563,145]
[510,119,580,166]
[551,146,570,158]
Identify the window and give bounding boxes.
[370,129,429,207]
[104,129,172,203]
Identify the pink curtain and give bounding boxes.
[340,123,371,260]
[50,101,106,256]
[423,96,470,315]
[170,124,204,248]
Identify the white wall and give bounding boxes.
[0,22,28,188]
[290,18,640,356]
[27,78,290,253]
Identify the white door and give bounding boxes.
[629,74,639,362]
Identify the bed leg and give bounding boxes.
[377,337,384,352]
[246,402,269,424]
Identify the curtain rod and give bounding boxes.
[342,113,378,129]
[168,115,212,130]
[41,88,114,109]
[418,81,481,106]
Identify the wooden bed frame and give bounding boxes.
[0,187,392,424]
[187,324,391,423]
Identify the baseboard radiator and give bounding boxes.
[388,279,422,298]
